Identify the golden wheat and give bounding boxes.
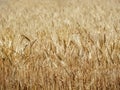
[0,0,120,90]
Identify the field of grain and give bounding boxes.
[0,0,120,90]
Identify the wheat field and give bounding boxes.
[0,0,120,90]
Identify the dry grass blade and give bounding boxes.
[21,35,31,43]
